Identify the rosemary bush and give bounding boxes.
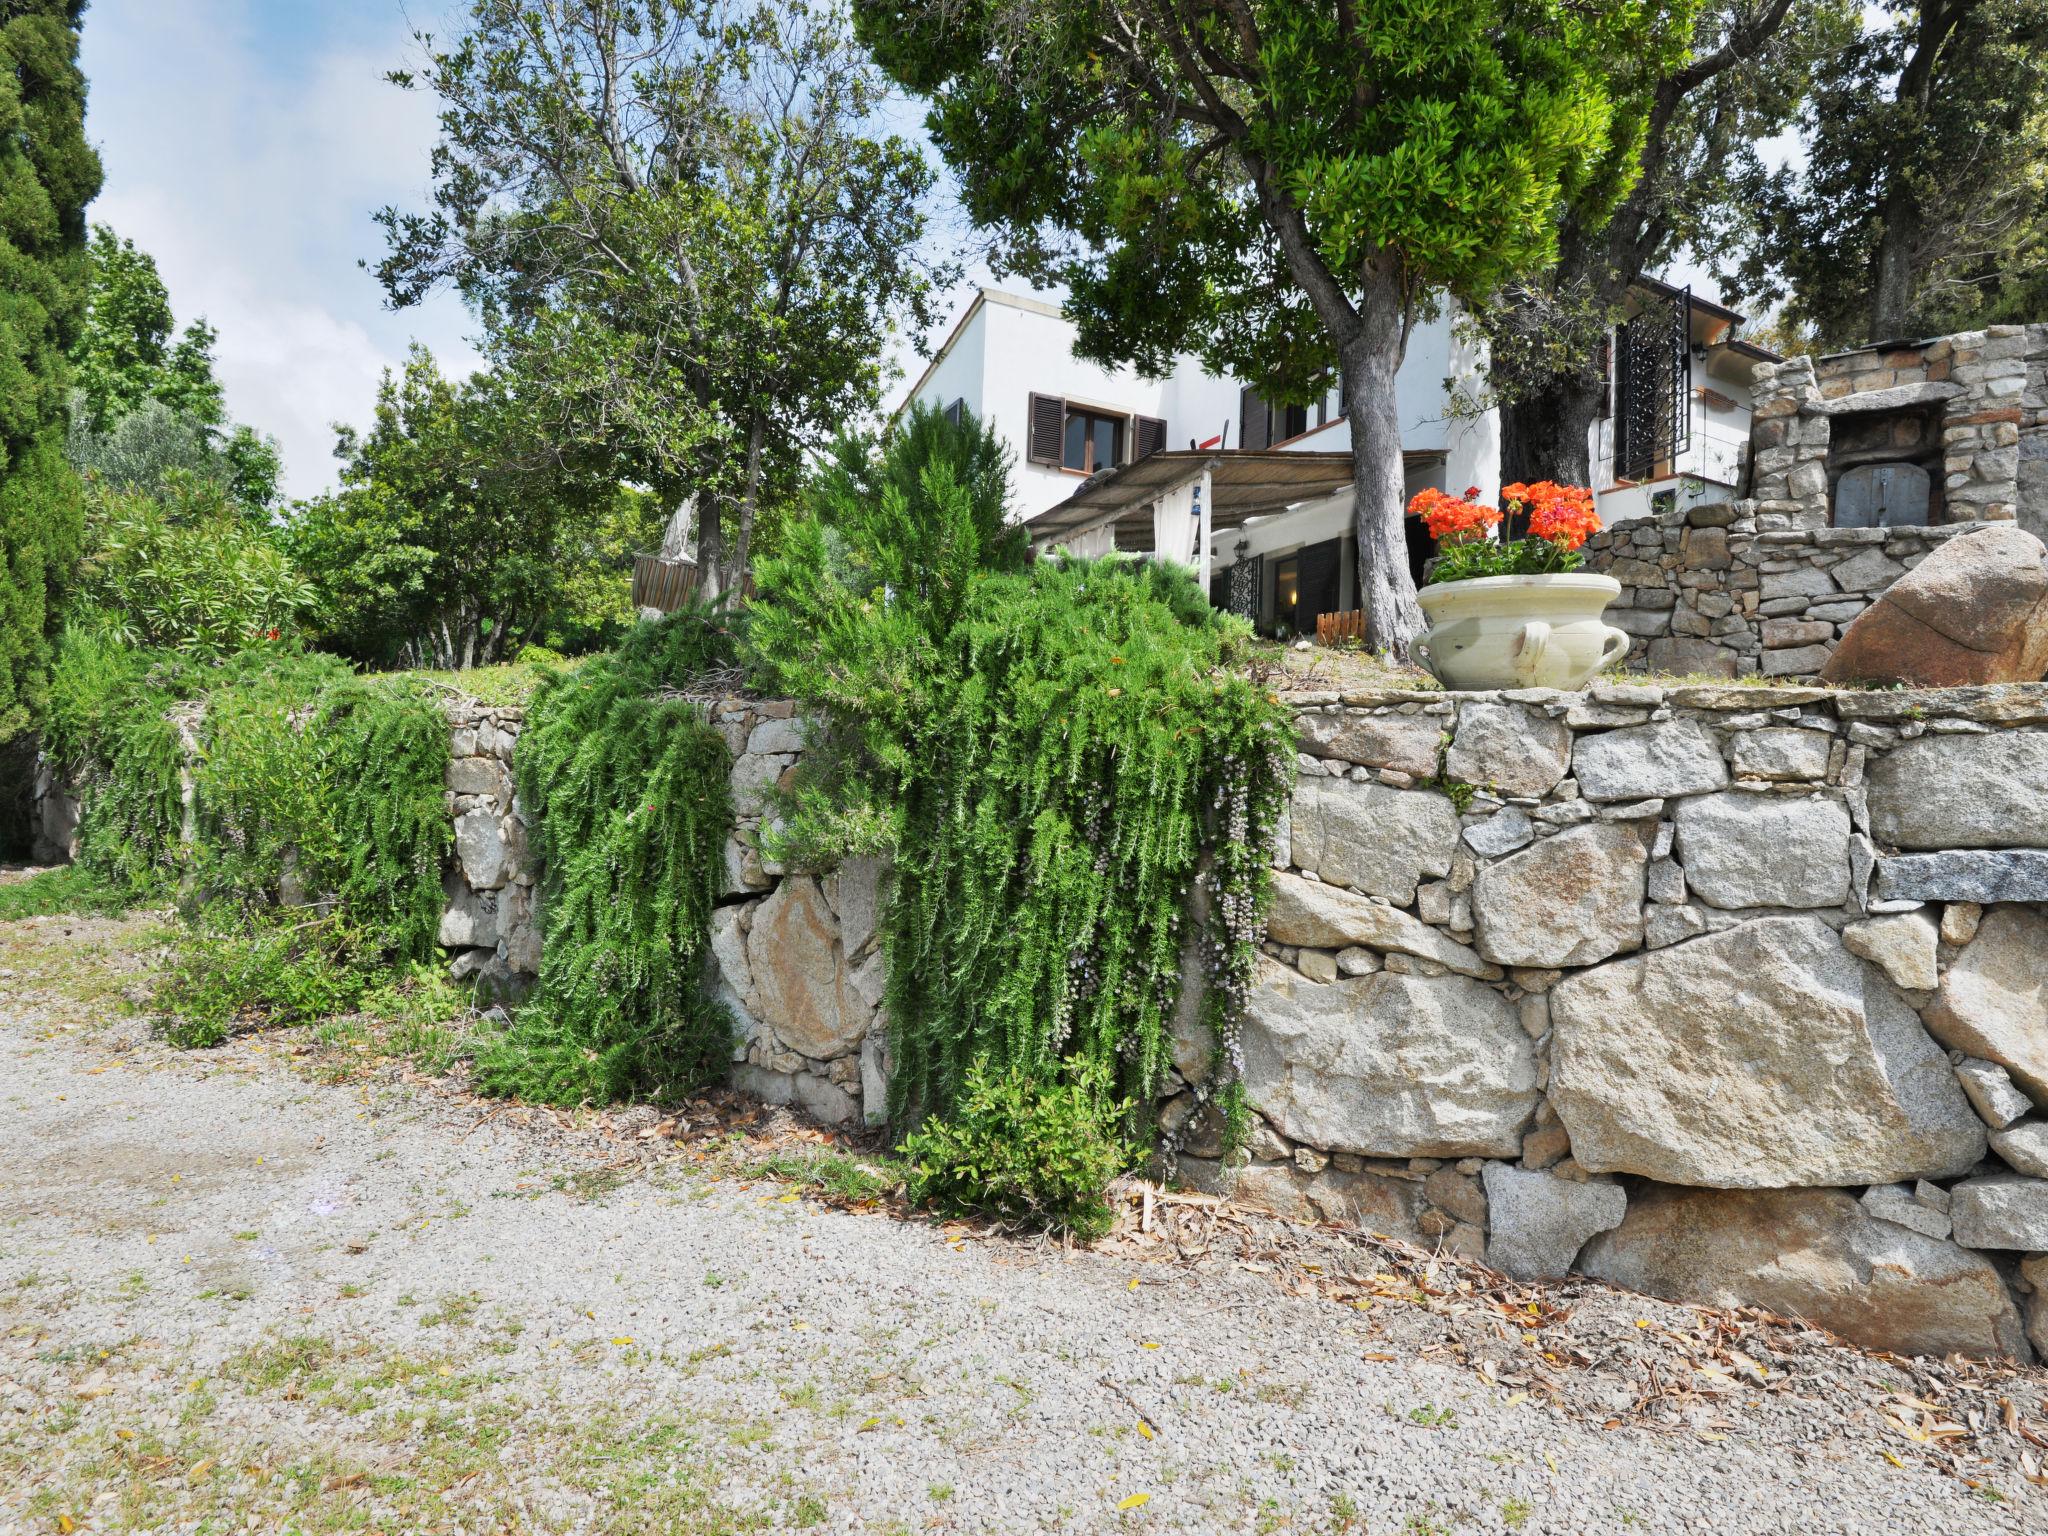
[471,606,739,1105]
[752,409,1291,1184]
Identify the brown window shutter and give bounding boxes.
[1239,386,1268,450]
[1133,415,1166,460]
[1027,393,1065,465]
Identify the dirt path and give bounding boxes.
[0,913,2041,1534]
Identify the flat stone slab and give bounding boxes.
[1873,850,2048,903]
[1672,792,1850,909]
[1571,719,1730,802]
[1866,733,2048,850]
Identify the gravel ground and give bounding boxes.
[1,911,2043,1535]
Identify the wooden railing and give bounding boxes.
[1314,608,1367,646]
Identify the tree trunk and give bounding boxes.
[732,414,766,595]
[1342,270,1424,657]
[695,491,725,602]
[1870,183,1922,341]
[1499,373,1603,486]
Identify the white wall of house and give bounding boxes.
[901,288,1494,525]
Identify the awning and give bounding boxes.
[1027,450,1357,553]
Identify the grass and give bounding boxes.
[0,863,136,920]
[753,1148,903,1204]
[398,658,566,709]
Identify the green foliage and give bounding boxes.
[899,1060,1129,1239]
[1427,536,1586,583]
[1722,0,2048,346]
[0,862,129,919]
[71,475,313,657]
[472,606,739,1106]
[856,0,1696,651]
[288,348,635,668]
[754,1148,903,1203]
[0,0,102,746]
[41,634,453,1040]
[754,413,1291,1181]
[156,910,373,1049]
[67,223,281,507]
[375,0,956,588]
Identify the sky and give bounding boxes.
[81,0,486,501]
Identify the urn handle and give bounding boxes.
[1511,620,1551,683]
[1596,625,1632,673]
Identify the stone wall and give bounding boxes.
[438,695,889,1129]
[1747,328,2044,531]
[1176,679,2048,1361]
[1586,501,1972,678]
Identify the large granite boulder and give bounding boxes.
[1671,792,1851,909]
[1866,733,2048,850]
[744,875,869,1060]
[1288,778,1461,904]
[1821,524,2048,687]
[1549,916,1985,1187]
[1241,954,1538,1158]
[1578,1185,2033,1360]
[1470,822,1646,968]
[1921,906,2048,1101]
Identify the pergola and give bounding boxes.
[1027,450,1356,592]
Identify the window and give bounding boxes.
[1025,394,1166,472]
[1063,409,1123,472]
[1237,387,1314,449]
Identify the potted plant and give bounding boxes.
[1406,482,1631,691]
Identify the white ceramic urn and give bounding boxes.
[1414,573,1631,691]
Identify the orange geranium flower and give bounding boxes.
[1506,480,1601,551]
[1406,486,1500,543]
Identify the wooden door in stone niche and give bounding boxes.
[1833,462,1932,529]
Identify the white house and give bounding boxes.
[897,282,1776,638]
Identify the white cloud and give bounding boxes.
[81,1,484,500]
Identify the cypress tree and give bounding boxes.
[0,0,102,744]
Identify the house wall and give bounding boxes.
[903,290,1497,528]
[1592,349,1762,528]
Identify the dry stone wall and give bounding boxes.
[439,695,889,1128]
[1172,679,2048,1362]
[1584,501,1972,679]
[421,680,2048,1361]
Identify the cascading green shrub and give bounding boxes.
[752,407,1291,1194]
[899,1059,1130,1239]
[39,630,454,1038]
[879,558,1291,1144]
[470,606,738,1105]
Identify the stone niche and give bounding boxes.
[1750,326,2044,533]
